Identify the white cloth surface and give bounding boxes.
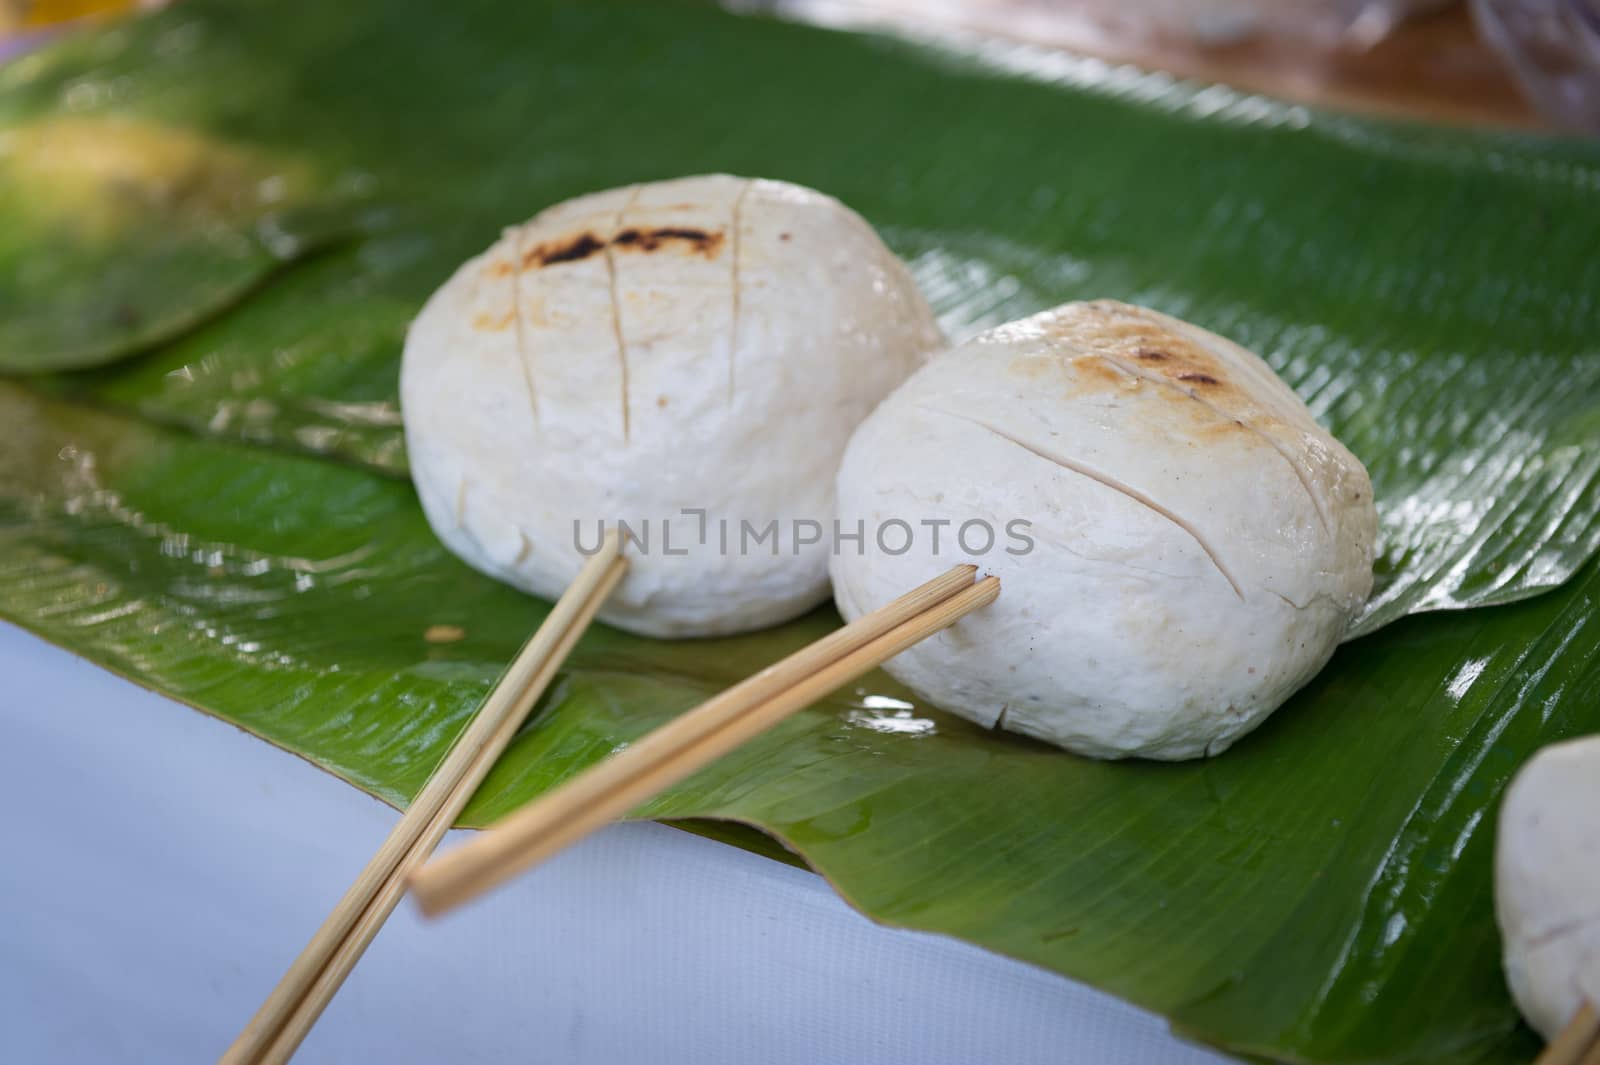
[0,622,1235,1065]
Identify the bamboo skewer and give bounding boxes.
[1537,1002,1600,1065]
[253,553,627,1065]
[1582,1024,1600,1065]
[1582,1028,1600,1065]
[409,567,1000,916]
[221,533,625,1065]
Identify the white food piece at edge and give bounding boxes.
[830,300,1377,760]
[402,174,943,637]
[1496,735,1600,1041]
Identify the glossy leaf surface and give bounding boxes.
[4,0,1597,628]
[3,4,1600,1063]
[2,384,1597,1064]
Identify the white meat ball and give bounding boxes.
[402,175,942,637]
[1496,735,1600,1041]
[830,300,1377,760]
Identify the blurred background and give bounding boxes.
[9,0,1596,132]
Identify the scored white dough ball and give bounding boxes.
[831,300,1376,760]
[402,175,942,637]
[1496,735,1600,1041]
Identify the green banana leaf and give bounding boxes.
[0,24,365,372]
[4,2,1600,1063]
[2,0,1597,632]
[3,380,1598,1065]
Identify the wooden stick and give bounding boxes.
[1539,1002,1600,1065]
[1581,1027,1600,1065]
[409,571,1000,916]
[253,783,461,1064]
[251,556,626,1065]
[220,535,625,1065]
[257,563,975,1059]
[1581,1034,1600,1065]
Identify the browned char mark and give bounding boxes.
[524,232,607,268]
[521,226,727,269]
[611,226,726,257]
